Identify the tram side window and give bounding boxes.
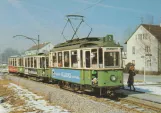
[13,59,14,66]
[12,59,14,66]
[34,57,37,68]
[91,49,97,68]
[18,58,20,66]
[64,51,69,67]
[19,58,21,66]
[71,51,78,68]
[15,58,16,66]
[31,57,33,67]
[46,57,49,68]
[14,58,16,66]
[28,58,31,67]
[58,52,62,67]
[40,57,45,68]
[52,53,57,67]
[99,48,103,68]
[21,58,24,66]
[25,58,27,67]
[11,59,12,66]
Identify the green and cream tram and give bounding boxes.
[49,35,123,95]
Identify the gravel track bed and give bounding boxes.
[3,74,132,113]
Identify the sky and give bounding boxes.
[0,0,161,52]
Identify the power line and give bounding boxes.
[73,0,104,14]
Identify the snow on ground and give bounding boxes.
[0,103,12,113]
[124,82,161,96]
[7,83,70,113]
[0,105,7,113]
[135,85,161,95]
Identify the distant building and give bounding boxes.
[25,42,53,55]
[125,24,161,74]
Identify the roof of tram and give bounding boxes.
[51,35,122,51]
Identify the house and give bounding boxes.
[25,42,54,55]
[125,24,161,74]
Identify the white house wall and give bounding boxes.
[127,25,158,72]
[39,43,53,54]
[25,43,54,55]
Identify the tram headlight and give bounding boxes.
[110,75,116,82]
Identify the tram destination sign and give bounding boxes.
[104,48,119,51]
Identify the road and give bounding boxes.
[124,73,161,83]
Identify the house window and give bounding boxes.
[135,35,137,40]
[145,46,151,53]
[143,34,148,40]
[132,46,135,54]
[138,34,142,40]
[146,60,151,67]
[132,60,135,65]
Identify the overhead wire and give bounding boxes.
[72,0,104,14]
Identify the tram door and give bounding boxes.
[83,50,90,68]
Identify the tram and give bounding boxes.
[49,35,123,95]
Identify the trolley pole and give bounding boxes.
[37,35,40,54]
[13,35,40,55]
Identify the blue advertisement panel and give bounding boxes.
[52,68,80,83]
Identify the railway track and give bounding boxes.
[119,97,161,113]
[4,73,161,113]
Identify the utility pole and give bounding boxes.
[144,54,146,84]
[38,35,40,54]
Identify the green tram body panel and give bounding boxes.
[25,68,50,78]
[97,70,123,87]
[51,68,123,87]
[17,66,25,73]
[81,69,123,87]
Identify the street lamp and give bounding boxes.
[141,55,146,83]
[142,53,152,84]
[13,35,40,54]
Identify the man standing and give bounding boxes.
[127,64,136,91]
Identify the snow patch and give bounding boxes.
[0,105,7,113]
[124,83,161,96]
[8,83,70,113]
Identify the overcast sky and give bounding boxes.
[0,0,161,52]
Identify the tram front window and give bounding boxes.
[91,49,97,68]
[104,52,119,67]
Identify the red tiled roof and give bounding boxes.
[125,24,161,44]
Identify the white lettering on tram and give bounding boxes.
[54,71,80,80]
